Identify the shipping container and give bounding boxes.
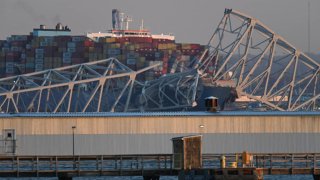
[35,59,43,64]
[106,37,116,43]
[35,53,44,59]
[67,42,77,48]
[63,52,72,58]
[72,36,86,42]
[35,64,43,71]
[5,62,14,73]
[67,47,76,53]
[63,57,71,64]
[127,58,136,65]
[84,40,94,47]
[108,49,121,55]
[35,48,44,54]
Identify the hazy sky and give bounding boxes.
[0,0,320,52]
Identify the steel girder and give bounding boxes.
[197,9,320,111]
[0,58,159,113]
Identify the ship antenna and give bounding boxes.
[125,15,133,30]
[140,19,144,30]
[120,12,125,30]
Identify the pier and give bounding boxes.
[0,153,319,179]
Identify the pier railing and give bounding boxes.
[0,153,319,177]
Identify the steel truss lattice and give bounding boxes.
[0,58,161,113]
[197,9,320,111]
[0,57,199,113]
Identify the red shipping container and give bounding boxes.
[176,45,182,50]
[138,43,152,49]
[129,37,152,43]
[84,40,94,47]
[115,37,129,44]
[190,44,201,49]
[162,67,168,75]
[152,41,158,48]
[163,57,169,63]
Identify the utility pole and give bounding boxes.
[72,126,76,157]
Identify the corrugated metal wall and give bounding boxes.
[16,133,320,155]
[0,115,319,135]
[0,114,318,155]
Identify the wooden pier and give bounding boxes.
[0,153,319,179]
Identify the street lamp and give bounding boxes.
[72,126,76,157]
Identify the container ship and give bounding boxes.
[0,9,204,81]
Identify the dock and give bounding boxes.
[0,153,319,179]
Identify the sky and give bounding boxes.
[0,0,320,53]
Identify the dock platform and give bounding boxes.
[0,153,319,179]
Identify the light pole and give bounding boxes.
[72,126,76,157]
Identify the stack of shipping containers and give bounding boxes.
[0,33,205,80]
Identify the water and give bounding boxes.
[0,175,314,180]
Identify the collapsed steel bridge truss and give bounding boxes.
[0,9,318,113]
[0,57,200,113]
[197,9,320,111]
[0,58,159,113]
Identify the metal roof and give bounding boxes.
[0,111,319,118]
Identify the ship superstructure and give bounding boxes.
[86,9,174,42]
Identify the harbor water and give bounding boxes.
[0,175,315,179]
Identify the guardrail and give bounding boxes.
[0,153,319,177]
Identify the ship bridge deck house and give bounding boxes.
[32,23,71,37]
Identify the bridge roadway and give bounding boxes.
[0,153,320,179]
